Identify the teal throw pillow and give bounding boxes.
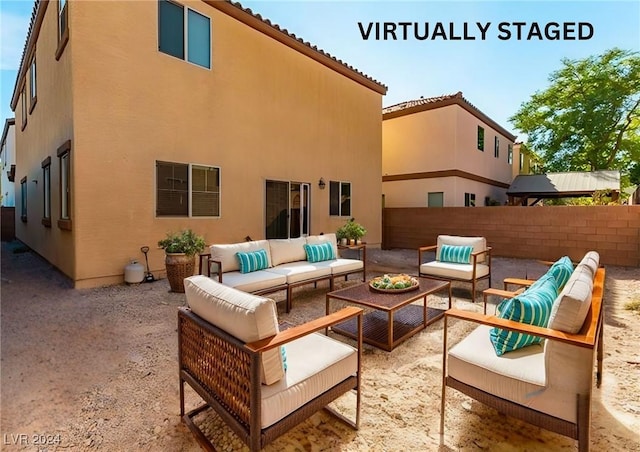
[545,256,574,290]
[304,242,336,263]
[439,244,473,264]
[489,273,558,356]
[281,346,287,371]
[236,249,269,274]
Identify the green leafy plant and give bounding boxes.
[157,229,206,257]
[340,218,367,240]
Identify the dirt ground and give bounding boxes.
[1,242,639,451]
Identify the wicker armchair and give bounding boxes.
[179,276,363,451]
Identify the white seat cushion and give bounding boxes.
[449,325,580,423]
[210,240,272,273]
[219,270,287,293]
[261,332,357,428]
[420,261,489,280]
[314,258,363,275]
[269,237,307,266]
[184,276,284,385]
[266,261,332,284]
[548,264,594,334]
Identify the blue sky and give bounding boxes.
[1,0,639,141]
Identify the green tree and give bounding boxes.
[510,48,640,186]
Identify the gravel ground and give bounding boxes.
[1,242,639,451]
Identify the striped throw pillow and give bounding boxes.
[236,249,269,274]
[489,273,558,356]
[546,256,574,290]
[439,244,473,264]
[303,242,336,263]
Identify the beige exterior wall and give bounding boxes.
[383,102,514,207]
[14,1,383,287]
[14,0,75,278]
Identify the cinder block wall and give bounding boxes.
[1,207,15,242]
[383,206,640,267]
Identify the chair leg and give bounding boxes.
[577,393,591,452]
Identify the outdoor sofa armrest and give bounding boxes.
[205,257,223,282]
[482,287,525,314]
[198,253,209,275]
[503,277,535,290]
[418,245,437,265]
[445,308,596,349]
[246,306,363,353]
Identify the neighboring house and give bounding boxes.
[512,141,539,178]
[10,0,387,288]
[1,118,16,207]
[382,92,517,208]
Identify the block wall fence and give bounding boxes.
[1,207,15,242]
[382,206,640,267]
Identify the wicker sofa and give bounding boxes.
[440,251,604,451]
[179,275,363,451]
[418,235,492,300]
[199,233,365,312]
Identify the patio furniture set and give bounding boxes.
[179,234,604,451]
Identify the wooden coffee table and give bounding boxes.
[326,277,451,351]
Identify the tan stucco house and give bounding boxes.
[382,92,517,207]
[10,0,387,288]
[1,118,16,207]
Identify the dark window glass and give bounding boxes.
[156,161,189,216]
[158,0,185,60]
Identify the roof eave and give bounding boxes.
[383,94,517,142]
[204,0,387,95]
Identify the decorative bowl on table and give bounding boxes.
[369,274,419,293]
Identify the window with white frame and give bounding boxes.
[158,0,211,69]
[427,192,444,207]
[42,157,51,226]
[508,143,513,164]
[494,136,499,158]
[464,192,476,207]
[329,181,351,216]
[156,161,220,217]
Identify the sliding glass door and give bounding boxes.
[265,180,310,239]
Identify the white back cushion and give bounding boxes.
[437,235,487,263]
[184,275,284,385]
[210,240,271,273]
[269,237,307,266]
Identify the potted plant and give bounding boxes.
[336,224,349,246]
[158,229,206,293]
[342,218,367,245]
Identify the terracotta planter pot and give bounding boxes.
[165,253,195,293]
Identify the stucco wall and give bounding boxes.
[14,1,75,278]
[64,1,382,286]
[383,206,640,267]
[1,122,16,207]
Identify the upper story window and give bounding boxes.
[519,153,524,171]
[56,0,69,60]
[477,126,484,151]
[494,136,499,158]
[158,0,211,69]
[507,144,513,164]
[20,86,27,130]
[156,161,220,217]
[29,56,37,112]
[330,181,351,216]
